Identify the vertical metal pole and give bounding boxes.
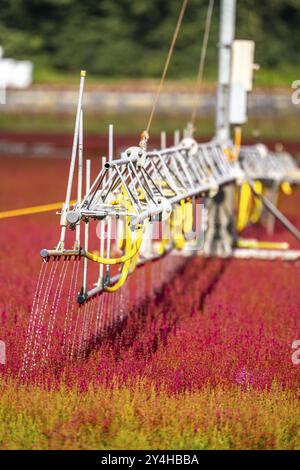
[66,71,86,205]
[83,159,91,295]
[205,0,237,256]
[98,156,107,286]
[105,125,113,279]
[215,0,236,142]
[59,70,86,247]
[75,109,83,248]
[161,130,167,149]
[174,129,180,146]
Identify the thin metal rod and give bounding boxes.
[174,130,180,146]
[161,131,167,150]
[59,71,85,247]
[145,0,188,135]
[83,159,91,294]
[99,156,107,285]
[106,125,113,276]
[65,71,86,207]
[75,108,83,246]
[191,0,214,127]
[249,181,300,242]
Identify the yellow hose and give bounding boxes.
[105,226,144,292]
[105,217,132,293]
[170,204,185,250]
[159,199,194,254]
[105,261,131,292]
[85,187,144,291]
[224,126,242,162]
[158,218,171,255]
[0,200,76,219]
[250,181,263,223]
[281,181,293,196]
[237,182,252,232]
[84,225,143,265]
[182,199,193,234]
[237,238,289,250]
[237,181,263,232]
[104,218,133,292]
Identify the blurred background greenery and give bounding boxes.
[0,0,299,142]
[0,0,299,86]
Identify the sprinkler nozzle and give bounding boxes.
[40,249,49,259]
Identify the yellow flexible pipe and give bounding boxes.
[86,185,144,291]
[224,126,242,162]
[237,181,264,231]
[159,199,193,254]
[237,183,252,232]
[105,217,133,292]
[170,203,185,250]
[250,181,263,223]
[84,244,136,265]
[84,226,143,265]
[281,182,293,196]
[105,226,144,292]
[182,198,193,234]
[105,261,131,292]
[237,238,289,250]
[0,200,76,219]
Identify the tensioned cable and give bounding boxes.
[190,0,214,128]
[142,0,189,143]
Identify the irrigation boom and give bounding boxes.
[40,0,300,305]
[40,73,300,304]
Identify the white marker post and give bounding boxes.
[83,159,91,295]
[59,71,86,248]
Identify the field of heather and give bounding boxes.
[1,154,300,450]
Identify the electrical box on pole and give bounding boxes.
[229,40,256,125]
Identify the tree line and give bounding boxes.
[0,0,299,79]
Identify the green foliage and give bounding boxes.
[1,112,299,141]
[0,0,299,81]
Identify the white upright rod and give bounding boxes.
[83,159,91,294]
[59,70,86,246]
[161,130,167,149]
[105,125,113,277]
[215,0,236,142]
[75,109,83,246]
[99,156,107,285]
[174,129,180,146]
[65,71,86,207]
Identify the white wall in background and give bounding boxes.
[0,46,33,89]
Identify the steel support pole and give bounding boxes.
[82,159,91,295]
[75,109,83,248]
[105,125,113,282]
[205,0,237,256]
[59,71,86,248]
[215,0,236,142]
